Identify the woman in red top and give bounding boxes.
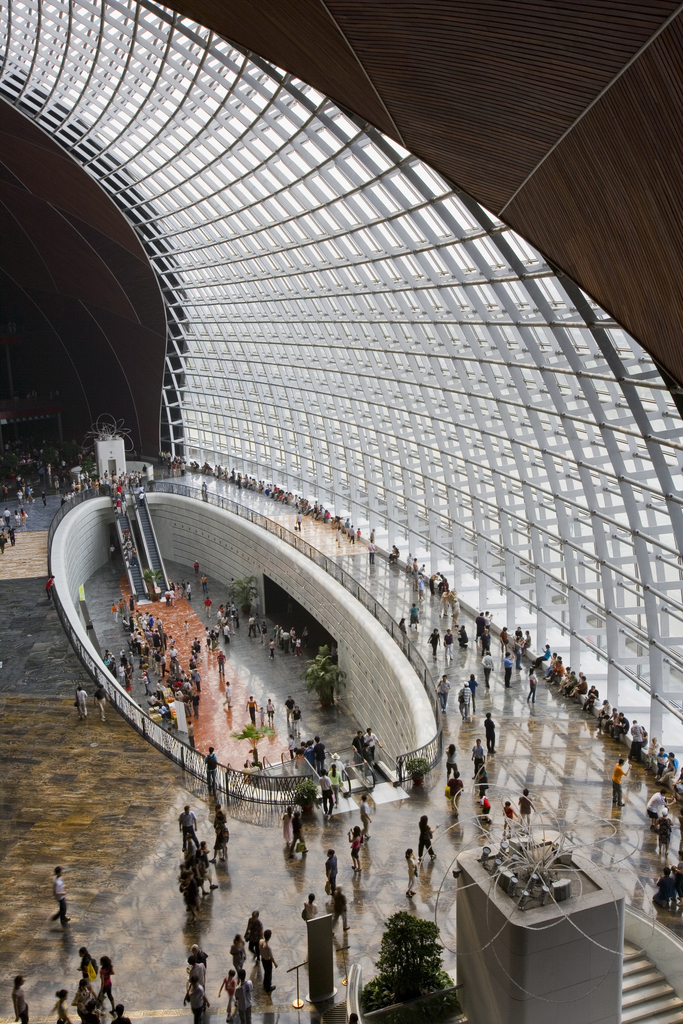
[98,957,115,1014]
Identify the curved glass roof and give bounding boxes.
[3,0,683,743]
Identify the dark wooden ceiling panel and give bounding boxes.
[0,98,166,452]
[504,12,683,387]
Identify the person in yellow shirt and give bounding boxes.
[612,757,629,807]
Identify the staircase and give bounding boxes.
[133,493,168,588]
[622,940,683,1023]
[115,511,146,600]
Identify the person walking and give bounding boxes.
[405,849,419,897]
[218,970,237,1021]
[518,789,534,826]
[282,806,294,851]
[436,675,451,712]
[418,815,437,861]
[348,826,362,872]
[51,866,69,926]
[458,683,471,721]
[234,969,252,1024]
[325,849,338,894]
[428,629,441,658]
[527,672,538,704]
[185,979,208,1024]
[246,696,257,724]
[76,685,88,721]
[612,757,629,807]
[482,651,494,688]
[94,682,107,721]
[97,957,115,1015]
[302,893,318,921]
[359,793,375,839]
[368,542,375,565]
[467,674,478,713]
[503,652,513,688]
[320,771,334,816]
[230,936,246,974]
[52,990,72,1024]
[472,739,486,778]
[259,930,278,993]
[329,757,343,806]
[484,714,496,755]
[657,809,674,856]
[12,976,28,1024]
[332,886,349,931]
[179,806,199,851]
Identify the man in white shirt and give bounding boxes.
[647,790,673,830]
[363,729,381,763]
[51,866,69,926]
[368,542,375,565]
[178,805,199,850]
[481,652,494,688]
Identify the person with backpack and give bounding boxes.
[205,747,218,794]
[458,685,471,721]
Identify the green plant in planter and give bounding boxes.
[293,776,319,809]
[301,645,346,704]
[142,567,163,599]
[41,446,58,467]
[362,912,450,1008]
[80,455,96,479]
[233,575,258,613]
[231,722,275,765]
[404,756,431,781]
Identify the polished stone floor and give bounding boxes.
[84,558,358,766]
[2,492,683,1022]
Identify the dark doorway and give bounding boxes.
[263,574,335,653]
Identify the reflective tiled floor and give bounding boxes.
[2,490,683,1022]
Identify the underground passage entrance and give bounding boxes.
[263,574,336,654]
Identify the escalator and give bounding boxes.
[115,511,146,600]
[132,493,169,589]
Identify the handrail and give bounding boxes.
[153,480,442,772]
[47,489,325,805]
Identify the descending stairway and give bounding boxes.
[133,494,168,588]
[622,940,683,1023]
[116,511,146,600]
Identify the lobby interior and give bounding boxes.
[4,3,683,1023]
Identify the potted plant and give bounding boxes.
[142,567,163,601]
[231,722,275,767]
[362,912,456,1011]
[404,756,431,786]
[301,645,347,706]
[293,776,319,813]
[233,575,259,614]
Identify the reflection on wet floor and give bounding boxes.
[2,493,683,1020]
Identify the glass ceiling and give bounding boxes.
[3,0,683,744]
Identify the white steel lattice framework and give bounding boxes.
[3,0,683,743]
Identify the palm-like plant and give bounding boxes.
[142,567,163,599]
[233,575,259,613]
[231,722,275,766]
[302,645,347,705]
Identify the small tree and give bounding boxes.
[231,722,275,765]
[81,455,96,479]
[142,567,163,599]
[233,575,258,613]
[364,912,447,1007]
[42,446,58,467]
[302,645,346,704]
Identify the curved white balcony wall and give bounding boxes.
[148,492,434,758]
[3,0,683,743]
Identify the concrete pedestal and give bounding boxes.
[455,849,623,1024]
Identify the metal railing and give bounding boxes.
[46,488,329,805]
[154,480,443,771]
